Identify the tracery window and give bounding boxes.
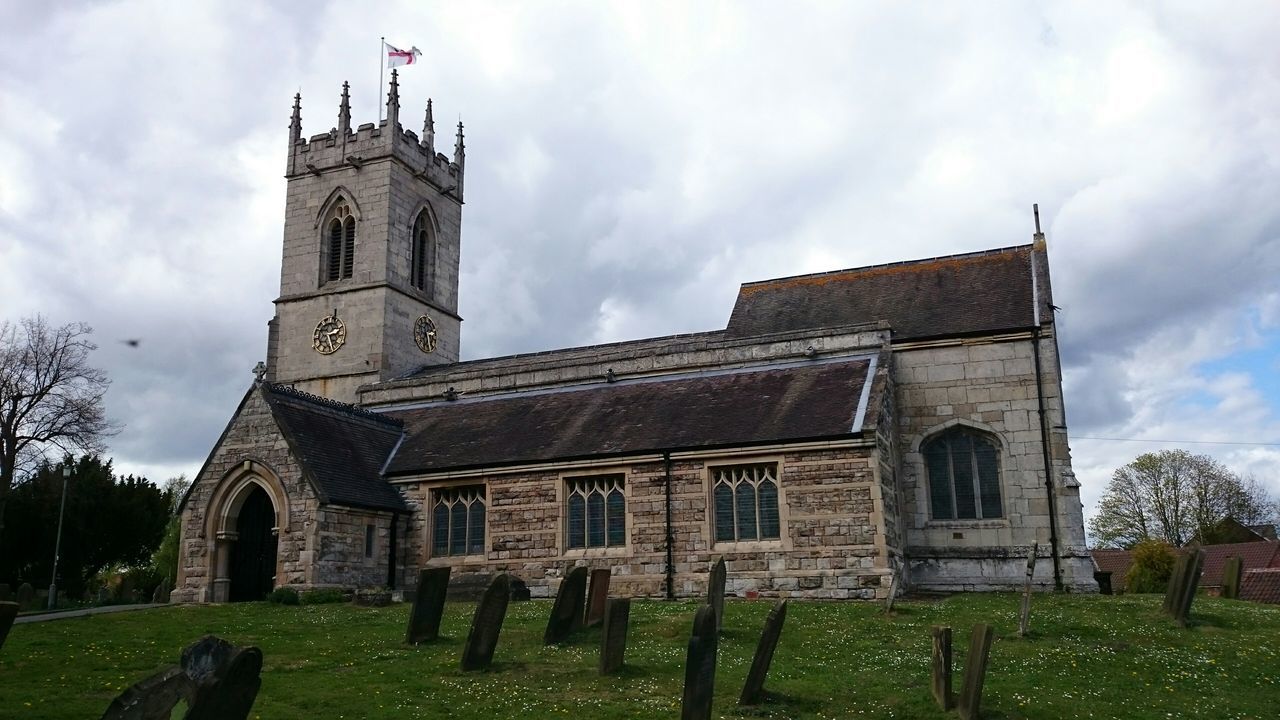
[411,211,433,293]
[923,428,1003,520]
[712,463,780,543]
[326,199,355,282]
[566,474,625,550]
[430,485,486,557]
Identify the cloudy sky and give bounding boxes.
[1,1,1277,528]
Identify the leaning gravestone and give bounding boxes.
[598,597,631,675]
[0,583,10,602]
[461,574,511,671]
[956,624,994,720]
[585,568,612,627]
[102,666,194,720]
[1,601,18,652]
[182,635,264,720]
[680,605,719,720]
[738,600,788,706]
[1221,556,1243,600]
[16,582,33,609]
[1018,542,1039,637]
[406,567,452,644]
[1162,552,1191,615]
[707,557,726,634]
[543,566,589,645]
[1173,549,1205,628]
[931,626,953,710]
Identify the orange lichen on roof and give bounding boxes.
[737,245,1032,299]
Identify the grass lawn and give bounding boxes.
[1,593,1277,719]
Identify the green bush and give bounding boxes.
[1126,539,1176,593]
[267,587,300,605]
[301,588,347,605]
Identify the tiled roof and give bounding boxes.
[1240,569,1280,605]
[1091,549,1134,591]
[1197,542,1280,588]
[384,358,875,476]
[725,244,1049,341]
[262,384,408,512]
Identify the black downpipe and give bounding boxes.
[1032,329,1064,592]
[387,511,399,590]
[663,452,675,600]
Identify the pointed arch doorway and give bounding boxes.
[228,485,278,602]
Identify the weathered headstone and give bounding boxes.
[0,601,18,652]
[1173,549,1205,628]
[181,635,264,720]
[598,597,631,675]
[543,566,589,645]
[101,666,194,720]
[16,582,33,609]
[956,624,994,720]
[1018,542,1038,637]
[461,573,511,671]
[931,626,953,710]
[707,557,726,634]
[883,570,900,613]
[1221,556,1243,600]
[510,578,531,601]
[738,600,788,706]
[152,579,169,605]
[1162,552,1191,615]
[680,605,719,720]
[0,583,10,602]
[1093,570,1113,595]
[405,567,451,644]
[585,568,611,627]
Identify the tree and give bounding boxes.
[0,316,115,553]
[1090,449,1278,548]
[149,474,190,587]
[1125,539,1176,593]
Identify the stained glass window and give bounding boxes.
[711,464,781,543]
[924,429,1003,520]
[566,475,625,549]
[430,485,486,557]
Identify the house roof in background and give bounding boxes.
[1240,568,1280,605]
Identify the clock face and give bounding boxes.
[414,314,438,354]
[312,313,346,355]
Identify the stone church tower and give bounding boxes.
[264,71,465,402]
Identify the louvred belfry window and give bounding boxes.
[430,485,486,557]
[411,211,432,293]
[566,475,625,550]
[712,463,781,543]
[325,199,355,282]
[924,428,1003,520]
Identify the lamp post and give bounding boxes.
[48,463,71,611]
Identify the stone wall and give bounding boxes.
[396,444,894,601]
[893,333,1095,592]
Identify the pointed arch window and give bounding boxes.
[712,463,781,543]
[565,474,625,550]
[325,199,355,282]
[923,428,1003,520]
[411,210,433,294]
[430,485,486,557]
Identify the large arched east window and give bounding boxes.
[411,210,433,294]
[325,199,355,282]
[923,428,1003,520]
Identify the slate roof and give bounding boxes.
[262,384,409,512]
[725,244,1049,341]
[1240,568,1280,605]
[384,357,875,476]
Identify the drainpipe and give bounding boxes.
[1030,208,1064,592]
[663,452,675,600]
[387,511,399,590]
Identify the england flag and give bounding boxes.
[386,43,421,68]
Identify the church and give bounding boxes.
[174,75,1096,604]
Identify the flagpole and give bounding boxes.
[378,36,385,123]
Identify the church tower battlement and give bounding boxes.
[265,72,464,403]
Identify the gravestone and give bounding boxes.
[707,557,726,634]
[931,626,953,710]
[883,570,900,613]
[1,601,18,652]
[446,572,494,601]
[1162,552,1191,615]
[0,583,10,602]
[98,587,111,604]
[16,582,33,609]
[1018,542,1038,637]
[510,578,531,601]
[598,597,631,675]
[956,624,994,720]
[1221,556,1243,600]
[181,635,264,720]
[738,600,788,706]
[543,566,588,645]
[152,579,169,605]
[585,568,611,627]
[405,567,451,644]
[1173,549,1205,628]
[461,573,511,671]
[1093,570,1113,595]
[102,666,194,720]
[680,605,719,720]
